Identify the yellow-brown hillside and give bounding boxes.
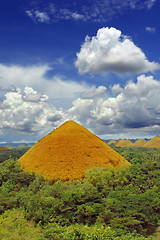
[144,136,160,148]
[108,140,116,145]
[133,139,146,147]
[18,121,130,181]
[115,139,134,147]
[0,147,9,151]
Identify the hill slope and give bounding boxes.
[144,136,160,148]
[108,140,116,145]
[115,139,134,147]
[19,121,130,181]
[133,139,146,147]
[0,147,9,151]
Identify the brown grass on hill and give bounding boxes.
[108,140,116,145]
[115,139,134,147]
[133,138,146,147]
[18,121,130,181]
[0,147,9,151]
[144,136,160,148]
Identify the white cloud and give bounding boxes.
[81,86,107,99]
[48,76,90,100]
[68,98,94,125]
[1,74,160,140]
[0,64,91,108]
[59,9,85,21]
[71,12,84,20]
[35,11,50,23]
[110,84,123,94]
[67,75,160,138]
[49,3,56,13]
[0,63,94,140]
[0,87,66,137]
[146,0,157,9]
[26,10,33,19]
[26,0,157,23]
[75,27,160,74]
[26,8,85,23]
[23,87,48,102]
[26,10,50,23]
[146,26,156,33]
[0,64,50,89]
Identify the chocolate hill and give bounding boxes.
[108,140,116,145]
[0,147,9,151]
[133,139,146,147]
[115,139,134,147]
[144,136,160,148]
[18,121,130,181]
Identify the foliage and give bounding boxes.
[0,147,160,239]
[42,223,152,239]
[0,209,45,240]
[0,147,29,163]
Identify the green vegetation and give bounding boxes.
[0,147,160,239]
[0,146,29,163]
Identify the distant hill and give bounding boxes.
[115,139,134,147]
[0,147,9,151]
[0,146,30,163]
[0,142,35,148]
[108,140,116,145]
[19,120,130,181]
[144,136,160,148]
[133,139,146,147]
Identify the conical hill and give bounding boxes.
[133,139,146,147]
[144,136,160,148]
[108,140,116,145]
[19,121,130,181]
[115,139,134,147]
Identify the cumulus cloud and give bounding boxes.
[110,84,123,94]
[81,86,107,99]
[0,87,66,137]
[0,63,94,140]
[67,75,160,138]
[23,87,48,102]
[0,64,91,108]
[1,75,160,140]
[75,27,160,74]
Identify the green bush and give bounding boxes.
[0,209,45,240]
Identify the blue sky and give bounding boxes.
[0,0,160,142]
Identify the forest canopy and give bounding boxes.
[0,146,160,239]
